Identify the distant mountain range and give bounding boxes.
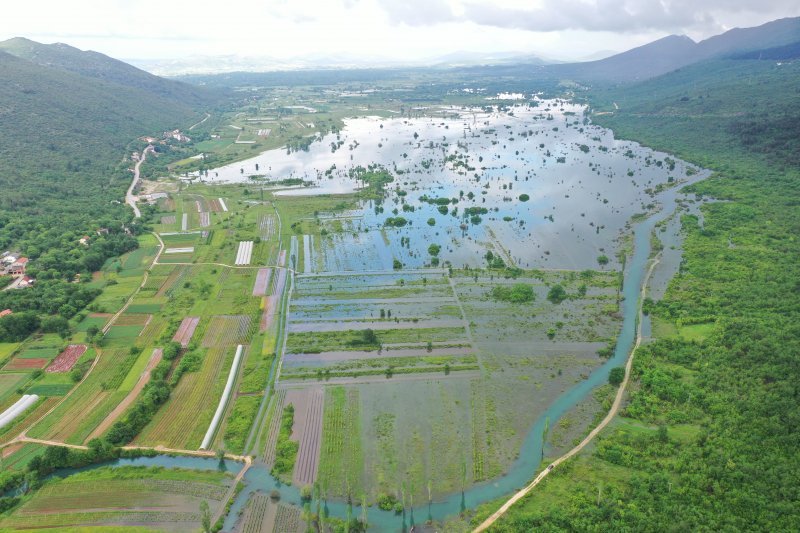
[552,16,800,81]
[127,49,551,77]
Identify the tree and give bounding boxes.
[547,284,568,304]
[597,254,610,266]
[609,366,625,386]
[361,329,377,345]
[200,500,211,533]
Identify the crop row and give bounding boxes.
[135,346,229,449]
[318,387,362,498]
[2,511,201,528]
[202,315,252,348]
[28,347,136,443]
[471,383,486,482]
[242,493,270,533]
[273,504,301,533]
[261,389,286,464]
[156,266,188,297]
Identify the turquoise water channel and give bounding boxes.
[74,168,707,532]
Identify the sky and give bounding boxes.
[2,0,800,67]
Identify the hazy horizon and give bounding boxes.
[3,0,800,74]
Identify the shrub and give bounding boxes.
[547,284,568,304]
[490,284,535,303]
[609,366,625,386]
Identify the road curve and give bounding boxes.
[473,255,661,533]
[126,145,154,218]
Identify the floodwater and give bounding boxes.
[64,99,711,531]
[79,165,707,531]
[199,99,706,271]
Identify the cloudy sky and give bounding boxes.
[2,0,799,65]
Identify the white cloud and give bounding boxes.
[0,0,798,62]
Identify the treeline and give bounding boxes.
[0,439,156,513]
[105,342,198,445]
[0,281,100,319]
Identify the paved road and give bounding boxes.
[473,255,661,533]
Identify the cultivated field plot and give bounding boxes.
[46,344,87,373]
[260,268,287,332]
[0,374,28,403]
[282,272,475,380]
[114,313,152,326]
[252,268,272,296]
[173,317,200,347]
[0,466,234,532]
[285,387,324,486]
[135,346,234,448]
[452,269,622,355]
[202,315,253,348]
[258,214,276,241]
[4,358,48,371]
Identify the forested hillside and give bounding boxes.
[0,37,213,106]
[0,45,215,327]
[479,58,800,530]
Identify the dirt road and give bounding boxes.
[126,145,154,218]
[85,348,164,442]
[473,256,660,533]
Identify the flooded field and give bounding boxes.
[200,98,704,271]
[180,96,712,526]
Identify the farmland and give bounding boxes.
[0,80,715,533]
[0,466,235,532]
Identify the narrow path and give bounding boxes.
[7,233,166,445]
[126,145,153,218]
[85,348,163,442]
[102,232,165,334]
[0,433,250,464]
[473,255,660,533]
[189,112,211,131]
[212,457,252,525]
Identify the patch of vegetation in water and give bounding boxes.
[489,284,535,303]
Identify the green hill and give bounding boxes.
[478,58,800,531]
[0,37,214,106]
[0,42,218,320]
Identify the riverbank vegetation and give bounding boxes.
[476,58,800,531]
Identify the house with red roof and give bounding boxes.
[9,257,28,275]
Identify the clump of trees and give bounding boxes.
[484,251,506,269]
[0,311,39,341]
[490,284,535,303]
